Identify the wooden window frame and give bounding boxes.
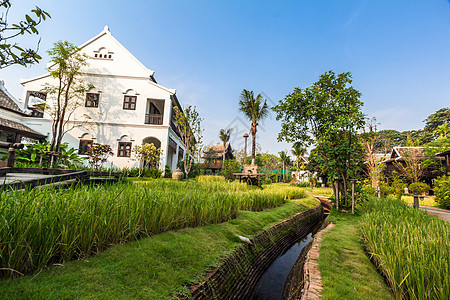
[79,139,93,155]
[85,93,100,108]
[118,142,132,157]
[123,95,137,110]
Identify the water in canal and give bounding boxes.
[251,233,313,300]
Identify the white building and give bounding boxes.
[19,26,186,171]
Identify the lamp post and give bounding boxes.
[243,133,249,164]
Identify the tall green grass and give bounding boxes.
[360,198,449,300]
[0,181,305,277]
[196,175,226,182]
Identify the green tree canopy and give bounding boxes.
[273,71,365,208]
[238,89,268,165]
[0,1,50,69]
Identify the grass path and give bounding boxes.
[0,196,318,299]
[318,209,393,300]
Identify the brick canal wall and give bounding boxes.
[181,203,323,300]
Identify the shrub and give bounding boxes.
[361,186,375,195]
[434,175,450,209]
[164,165,172,178]
[408,182,430,195]
[221,159,240,181]
[261,178,272,185]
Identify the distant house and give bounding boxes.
[18,26,187,171]
[200,143,234,173]
[0,81,45,145]
[382,147,444,185]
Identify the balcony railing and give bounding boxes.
[145,114,163,125]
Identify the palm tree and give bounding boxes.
[238,89,269,165]
[219,128,231,163]
[291,143,306,181]
[279,150,291,182]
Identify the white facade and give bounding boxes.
[19,26,185,170]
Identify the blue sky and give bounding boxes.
[2,0,450,155]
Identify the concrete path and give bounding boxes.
[419,205,450,222]
[0,173,54,185]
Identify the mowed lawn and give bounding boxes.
[318,210,393,300]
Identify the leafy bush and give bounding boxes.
[164,165,172,178]
[408,182,430,195]
[14,141,85,168]
[221,159,240,181]
[361,186,375,195]
[434,175,450,209]
[261,178,272,185]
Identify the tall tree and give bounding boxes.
[273,71,365,209]
[423,107,450,143]
[173,105,203,180]
[260,153,280,179]
[219,128,231,163]
[43,41,90,155]
[291,142,306,180]
[0,1,50,68]
[238,89,269,165]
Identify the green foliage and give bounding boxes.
[319,210,393,299]
[164,165,172,178]
[434,175,450,209]
[361,198,449,299]
[408,182,430,195]
[291,182,310,187]
[173,105,203,180]
[0,181,304,277]
[238,89,269,163]
[0,194,317,299]
[274,71,365,207]
[0,1,51,69]
[392,177,406,200]
[14,141,84,168]
[131,143,162,177]
[44,41,91,153]
[423,107,450,142]
[86,143,113,171]
[221,159,240,181]
[196,175,225,182]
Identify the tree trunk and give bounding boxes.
[251,131,256,165]
[351,180,355,214]
[334,180,339,210]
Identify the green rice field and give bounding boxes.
[360,198,449,300]
[0,180,305,277]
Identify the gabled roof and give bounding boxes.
[20,26,178,96]
[0,117,45,139]
[77,25,155,78]
[0,81,24,114]
[382,147,426,163]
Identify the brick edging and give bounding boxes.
[301,222,335,300]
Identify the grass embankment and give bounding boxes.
[0,180,305,276]
[318,209,393,299]
[361,198,449,299]
[0,185,317,299]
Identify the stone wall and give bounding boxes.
[180,203,323,300]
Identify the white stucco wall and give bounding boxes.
[18,26,186,171]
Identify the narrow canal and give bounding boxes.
[251,232,313,300]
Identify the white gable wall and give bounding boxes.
[19,26,186,171]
